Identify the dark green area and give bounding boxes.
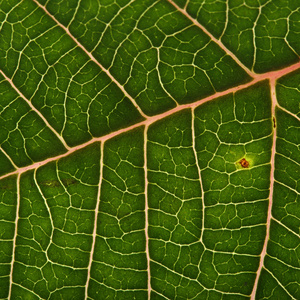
[0,76,66,168]
[193,81,272,295]
[265,106,300,299]
[0,0,143,147]
[183,0,300,72]
[148,110,202,245]
[10,143,100,298]
[0,0,299,299]
[277,69,300,117]
[256,268,291,300]
[0,176,16,299]
[88,127,147,298]
[148,110,203,296]
[258,220,300,299]
[273,108,300,236]
[0,149,15,177]
[45,0,251,115]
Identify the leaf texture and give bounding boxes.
[0,0,300,299]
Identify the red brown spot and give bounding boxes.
[273,117,276,128]
[239,158,249,168]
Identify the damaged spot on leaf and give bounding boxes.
[239,158,250,168]
[273,117,276,128]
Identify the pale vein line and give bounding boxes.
[191,108,205,245]
[183,0,189,11]
[285,11,300,58]
[0,69,70,151]
[151,260,206,291]
[277,104,300,122]
[156,47,179,105]
[219,0,229,39]
[66,0,81,28]
[49,283,87,295]
[272,217,300,239]
[251,4,262,71]
[85,142,103,300]
[267,249,300,271]
[16,256,86,271]
[93,260,147,272]
[152,290,169,300]
[276,152,300,169]
[264,268,297,300]
[166,0,255,78]
[90,0,137,54]
[10,282,42,300]
[88,277,147,292]
[152,259,250,297]
[8,173,20,300]
[144,125,151,299]
[251,78,277,300]
[0,146,18,170]
[33,168,55,263]
[31,0,148,119]
[107,0,158,72]
[275,179,300,196]
[0,1,19,32]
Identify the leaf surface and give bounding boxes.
[0,0,300,299]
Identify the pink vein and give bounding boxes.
[85,142,103,299]
[167,0,256,78]
[0,69,70,150]
[31,0,147,119]
[0,64,299,181]
[144,125,151,298]
[8,173,20,299]
[250,78,277,300]
[254,61,300,81]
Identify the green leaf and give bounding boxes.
[0,0,299,299]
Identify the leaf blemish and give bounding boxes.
[239,158,250,168]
